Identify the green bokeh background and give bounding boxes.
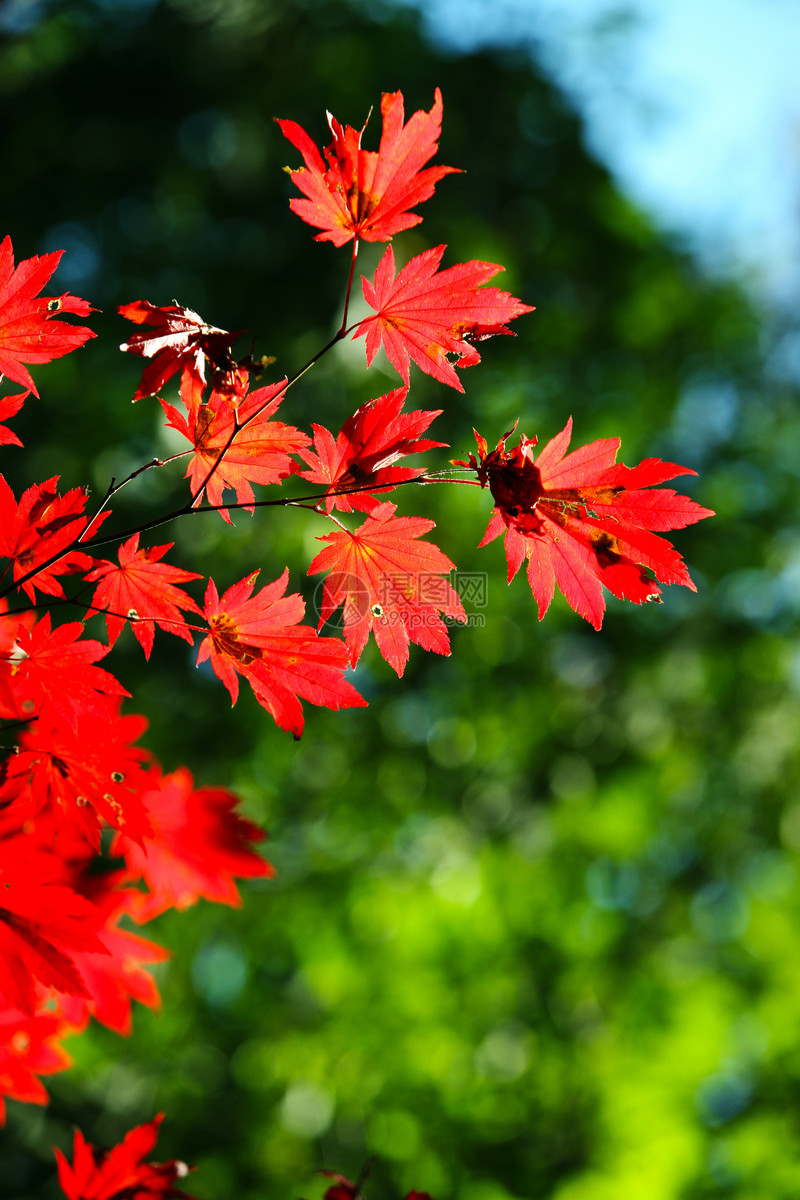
[2,2,799,1198]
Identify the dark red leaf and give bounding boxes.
[119,299,242,401]
[462,420,714,628]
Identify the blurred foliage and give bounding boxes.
[2,1,799,1199]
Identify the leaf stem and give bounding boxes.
[191,242,365,507]
[339,238,359,333]
[82,453,190,539]
[0,466,482,602]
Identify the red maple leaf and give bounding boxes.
[198,569,367,737]
[276,88,459,246]
[308,502,465,676]
[51,876,168,1037]
[354,245,533,391]
[61,915,166,1038]
[462,420,714,629]
[0,389,27,447]
[54,1115,196,1200]
[0,474,108,601]
[0,840,107,1016]
[297,386,444,512]
[0,236,96,397]
[84,534,203,659]
[112,766,274,921]
[8,614,129,726]
[0,705,152,848]
[119,299,242,401]
[0,1008,73,1122]
[0,599,31,641]
[161,375,308,521]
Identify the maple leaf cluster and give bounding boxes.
[0,240,276,1127]
[52,1117,434,1200]
[54,1115,195,1200]
[0,86,712,1197]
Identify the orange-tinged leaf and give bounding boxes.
[161,375,308,521]
[277,88,459,245]
[354,245,534,391]
[308,501,465,676]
